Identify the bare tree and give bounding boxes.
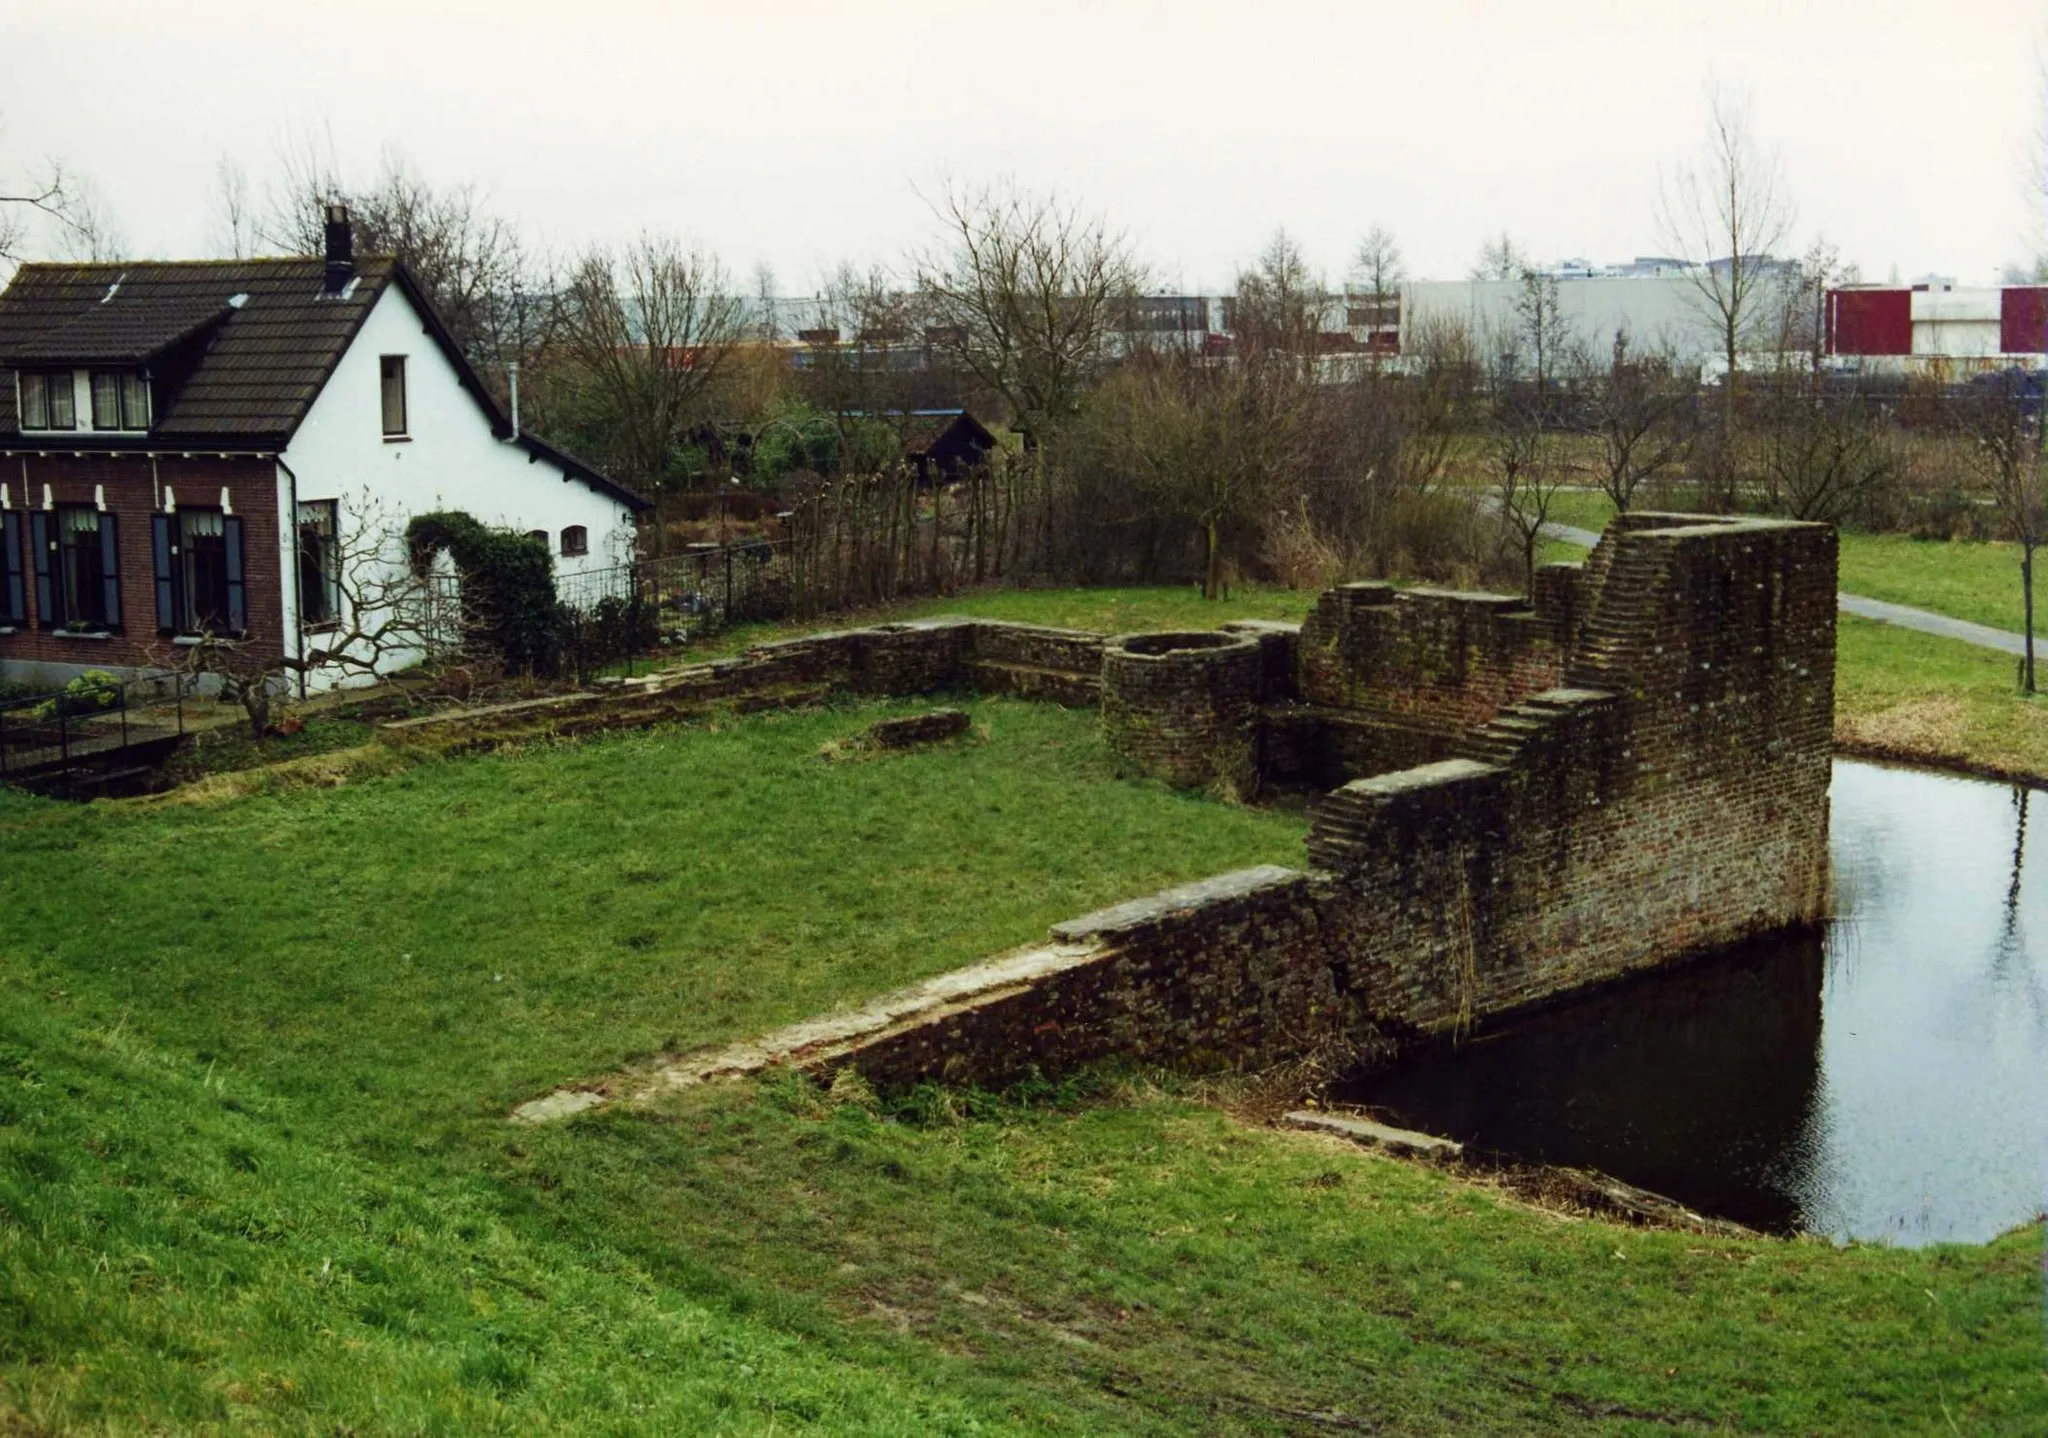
[2024,57,2048,279]
[805,261,923,466]
[1487,358,1568,599]
[1587,331,1694,512]
[1090,347,1306,599]
[1660,85,1796,435]
[53,178,124,262]
[209,156,255,259]
[1351,224,1404,301]
[0,116,82,268]
[151,499,459,738]
[1396,313,1480,495]
[1471,231,1529,282]
[1757,385,1895,525]
[255,144,555,378]
[1964,372,2048,692]
[557,235,744,499]
[1232,228,1327,367]
[751,262,780,342]
[914,181,1141,440]
[1773,239,1853,375]
[1511,266,1569,404]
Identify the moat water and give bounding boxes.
[1337,760,2048,1246]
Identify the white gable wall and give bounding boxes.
[276,281,637,690]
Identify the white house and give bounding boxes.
[0,205,649,693]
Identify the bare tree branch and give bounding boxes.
[556,234,744,499]
[1659,84,1796,424]
[914,181,1142,440]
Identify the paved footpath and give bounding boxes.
[1542,519,2036,659]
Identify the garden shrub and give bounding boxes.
[404,512,564,674]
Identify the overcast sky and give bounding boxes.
[4,0,2043,290]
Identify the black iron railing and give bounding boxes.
[0,671,186,777]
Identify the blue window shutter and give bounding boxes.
[1,512,22,625]
[29,511,54,627]
[224,514,246,635]
[99,513,120,630]
[152,514,176,633]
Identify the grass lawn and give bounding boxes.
[1,687,2041,1432]
[1834,532,2035,634]
[1835,616,2048,777]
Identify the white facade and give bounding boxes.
[1400,275,1726,372]
[274,283,639,690]
[1910,287,2001,358]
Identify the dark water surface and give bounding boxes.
[1338,760,2048,1245]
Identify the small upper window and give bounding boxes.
[91,372,119,429]
[122,372,150,428]
[526,529,548,545]
[19,371,76,431]
[379,355,407,436]
[89,370,149,431]
[559,525,588,557]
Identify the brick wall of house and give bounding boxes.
[0,453,282,683]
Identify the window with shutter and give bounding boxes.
[52,506,110,631]
[0,511,24,626]
[177,508,231,634]
[29,512,52,625]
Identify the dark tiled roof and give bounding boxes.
[0,256,390,444]
[0,293,233,365]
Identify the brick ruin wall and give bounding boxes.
[418,514,1836,1101]
[791,516,1838,1092]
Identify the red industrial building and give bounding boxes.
[1826,284,2048,367]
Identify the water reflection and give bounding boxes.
[1340,761,2048,1246]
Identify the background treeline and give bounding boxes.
[216,136,2048,621]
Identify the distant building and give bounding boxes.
[1400,270,1734,374]
[1824,283,2048,373]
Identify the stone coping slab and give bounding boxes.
[1048,864,1307,942]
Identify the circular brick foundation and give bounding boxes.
[1101,630,1263,795]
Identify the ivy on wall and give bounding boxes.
[404,511,562,673]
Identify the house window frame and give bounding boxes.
[296,499,342,632]
[174,507,234,636]
[379,355,408,438]
[89,369,151,431]
[17,370,78,432]
[43,503,118,633]
[559,524,588,558]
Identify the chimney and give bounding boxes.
[322,203,354,294]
